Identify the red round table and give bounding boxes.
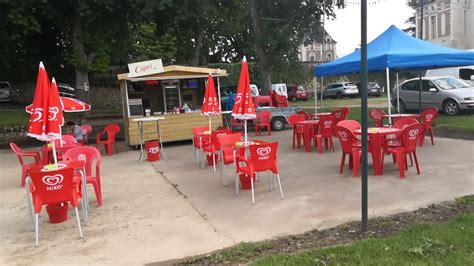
[295,120,319,152]
[382,114,420,125]
[311,112,331,120]
[354,127,402,176]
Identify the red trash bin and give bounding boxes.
[145,140,160,161]
[46,202,68,223]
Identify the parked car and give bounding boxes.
[392,76,474,115]
[425,65,474,86]
[287,85,309,101]
[0,81,17,103]
[356,82,382,96]
[57,83,76,98]
[323,82,359,99]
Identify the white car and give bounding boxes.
[323,82,359,99]
[0,81,15,103]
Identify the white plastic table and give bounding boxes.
[132,116,167,162]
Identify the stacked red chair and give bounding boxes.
[369,109,386,127]
[192,126,209,165]
[10,143,42,187]
[63,146,103,207]
[288,114,305,149]
[235,142,283,205]
[202,128,232,171]
[255,111,272,136]
[419,108,438,146]
[330,109,346,124]
[383,123,425,178]
[27,165,84,246]
[96,124,120,156]
[314,115,336,154]
[218,133,243,186]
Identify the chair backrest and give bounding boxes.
[333,126,359,154]
[256,111,272,125]
[318,115,337,137]
[192,126,209,147]
[53,135,77,147]
[10,142,25,165]
[81,125,92,135]
[401,123,425,152]
[394,117,419,129]
[287,114,305,127]
[248,142,278,173]
[296,111,311,120]
[420,108,438,128]
[29,165,76,206]
[210,129,232,148]
[330,109,346,123]
[369,109,385,127]
[104,124,120,139]
[218,133,242,148]
[337,120,361,131]
[340,107,350,116]
[63,146,101,177]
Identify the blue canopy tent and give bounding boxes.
[314,25,474,122]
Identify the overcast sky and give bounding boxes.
[325,0,414,57]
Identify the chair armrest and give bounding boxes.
[20,152,41,164]
[96,130,106,142]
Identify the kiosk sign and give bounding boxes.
[128,59,164,78]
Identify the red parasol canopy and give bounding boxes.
[231,56,256,120]
[27,62,63,141]
[26,96,91,113]
[201,74,221,116]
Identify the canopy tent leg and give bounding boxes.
[320,76,324,111]
[313,77,318,113]
[396,72,400,113]
[418,74,423,114]
[385,68,392,125]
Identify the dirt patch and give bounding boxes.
[165,197,474,265]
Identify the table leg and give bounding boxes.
[137,121,144,163]
[372,135,383,176]
[77,168,88,224]
[157,120,167,161]
[304,125,312,152]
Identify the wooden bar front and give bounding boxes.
[127,113,222,145]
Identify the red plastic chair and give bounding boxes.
[340,107,350,116]
[255,111,272,136]
[333,126,361,176]
[10,143,42,187]
[383,123,425,178]
[337,120,361,132]
[314,115,336,154]
[369,109,386,127]
[80,125,93,145]
[192,126,209,165]
[419,108,438,146]
[27,165,83,246]
[229,117,244,131]
[52,135,79,161]
[63,146,103,207]
[202,129,232,171]
[384,118,420,165]
[218,133,243,186]
[96,124,120,156]
[288,114,305,149]
[235,142,283,204]
[330,109,346,124]
[296,111,311,120]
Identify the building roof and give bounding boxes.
[117,65,228,81]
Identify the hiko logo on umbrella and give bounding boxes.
[32,108,44,122]
[48,107,60,121]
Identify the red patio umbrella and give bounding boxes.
[231,56,256,143]
[26,96,91,113]
[201,74,221,131]
[27,62,64,164]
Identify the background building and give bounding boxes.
[413,0,473,49]
[298,29,337,63]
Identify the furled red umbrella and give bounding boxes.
[26,96,91,113]
[27,62,64,164]
[201,74,221,131]
[231,56,256,144]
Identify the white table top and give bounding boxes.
[132,116,166,122]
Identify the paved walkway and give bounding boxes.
[0,130,472,264]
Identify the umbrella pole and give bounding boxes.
[244,120,248,144]
[385,68,392,125]
[209,117,212,131]
[59,127,63,147]
[52,140,58,165]
[396,72,400,113]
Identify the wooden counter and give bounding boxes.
[126,112,222,145]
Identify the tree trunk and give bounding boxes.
[249,0,271,95]
[190,25,204,66]
[72,11,89,102]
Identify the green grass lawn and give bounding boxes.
[252,213,474,265]
[291,96,388,109]
[0,105,121,127]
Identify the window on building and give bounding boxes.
[441,13,446,36]
[430,15,436,39]
[309,53,315,62]
[463,10,467,35]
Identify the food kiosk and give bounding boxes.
[117,60,228,146]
